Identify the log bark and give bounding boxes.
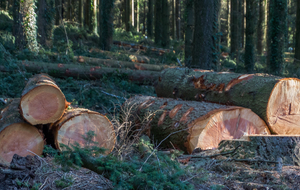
[218,135,300,165]
[0,99,44,166]
[75,56,175,71]
[20,74,67,125]
[49,108,116,154]
[0,61,160,85]
[155,68,300,135]
[124,96,269,153]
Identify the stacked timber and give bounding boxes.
[155,68,300,135]
[124,96,270,153]
[0,74,116,166]
[0,99,44,166]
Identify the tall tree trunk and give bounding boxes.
[230,0,239,55]
[90,0,97,34]
[85,0,91,29]
[175,0,181,40]
[184,0,194,67]
[294,0,300,64]
[245,0,258,73]
[257,0,265,55]
[125,0,130,31]
[131,0,134,28]
[78,0,83,27]
[171,0,175,39]
[146,0,153,37]
[161,0,170,47]
[13,0,39,52]
[37,0,55,47]
[137,0,139,32]
[267,0,287,75]
[212,0,221,68]
[239,0,245,49]
[66,0,71,20]
[191,0,215,69]
[154,0,162,45]
[143,0,146,34]
[55,0,62,25]
[100,0,115,50]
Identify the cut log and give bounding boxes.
[124,96,270,153]
[155,68,300,135]
[20,74,67,125]
[217,135,300,165]
[74,56,175,71]
[0,99,44,166]
[0,61,160,85]
[49,108,116,154]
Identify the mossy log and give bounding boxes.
[74,56,175,71]
[113,40,171,55]
[49,108,116,154]
[88,48,159,64]
[20,74,67,125]
[0,99,44,166]
[218,135,300,165]
[155,68,300,135]
[0,61,160,85]
[125,96,270,153]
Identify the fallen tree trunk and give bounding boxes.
[124,96,270,153]
[88,48,159,64]
[155,68,300,135]
[20,74,67,125]
[49,108,116,154]
[74,56,175,71]
[0,99,44,166]
[113,41,172,55]
[0,61,160,85]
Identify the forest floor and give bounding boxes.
[1,19,300,189]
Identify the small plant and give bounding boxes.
[210,184,226,190]
[55,176,74,188]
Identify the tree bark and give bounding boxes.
[191,0,215,69]
[85,0,91,29]
[13,0,39,52]
[49,108,116,154]
[146,0,153,37]
[78,0,83,27]
[245,0,258,73]
[161,0,170,47]
[55,0,62,25]
[90,0,98,34]
[230,0,239,55]
[155,68,300,135]
[184,0,194,67]
[256,0,265,55]
[267,0,287,75]
[125,0,130,31]
[124,96,269,153]
[175,0,181,40]
[100,0,114,50]
[0,61,160,85]
[294,0,300,64]
[75,56,173,71]
[20,74,67,125]
[0,99,44,166]
[239,0,245,49]
[37,0,55,47]
[154,0,162,45]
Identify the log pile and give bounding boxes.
[155,68,300,135]
[0,74,116,166]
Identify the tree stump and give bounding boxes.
[50,108,116,154]
[0,99,44,166]
[124,96,270,153]
[155,68,300,135]
[20,74,67,125]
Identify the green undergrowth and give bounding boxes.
[44,132,193,190]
